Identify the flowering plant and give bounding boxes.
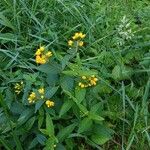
[0,1,150,150]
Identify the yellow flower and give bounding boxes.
[14,82,23,94]
[78,74,98,88]
[41,59,46,64]
[75,32,79,36]
[78,41,84,47]
[15,90,21,94]
[28,97,35,103]
[68,40,73,46]
[45,100,54,107]
[41,55,46,59]
[35,49,41,55]
[14,83,20,89]
[54,145,56,148]
[46,51,52,57]
[72,32,79,40]
[79,32,86,39]
[40,46,45,51]
[69,32,86,48]
[36,55,42,64]
[72,36,76,40]
[30,92,36,98]
[36,55,46,64]
[28,92,36,103]
[90,75,98,85]
[78,82,82,86]
[35,46,53,64]
[90,80,96,85]
[93,77,98,82]
[82,76,87,80]
[80,34,86,39]
[38,88,45,94]
[88,84,92,86]
[80,83,85,88]
[41,95,44,99]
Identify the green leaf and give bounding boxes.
[78,70,98,76]
[0,33,16,44]
[91,134,110,145]
[89,113,104,121]
[112,65,121,80]
[112,65,133,80]
[28,137,38,150]
[0,94,23,150]
[59,100,73,117]
[46,113,54,136]
[0,13,15,30]
[63,90,77,102]
[44,137,55,150]
[72,104,80,119]
[57,123,77,142]
[91,124,112,145]
[77,103,88,114]
[25,116,36,131]
[5,88,14,108]
[45,86,59,98]
[62,70,78,76]
[38,108,44,129]
[36,134,47,145]
[75,87,86,103]
[55,143,66,150]
[60,76,74,92]
[93,81,112,95]
[62,90,80,118]
[0,137,13,150]
[62,69,97,77]
[39,129,49,136]
[10,102,25,114]
[62,54,74,70]
[23,73,39,83]
[46,73,59,86]
[35,100,45,113]
[78,117,92,133]
[17,108,33,126]
[37,62,61,74]
[22,82,32,104]
[90,102,102,113]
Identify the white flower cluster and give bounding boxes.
[118,16,134,40]
[116,16,134,46]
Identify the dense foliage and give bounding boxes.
[0,0,150,149]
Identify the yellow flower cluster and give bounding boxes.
[78,75,98,88]
[45,100,55,107]
[28,87,45,103]
[38,87,45,99]
[14,81,23,94]
[35,46,52,64]
[68,32,86,47]
[28,92,36,103]
[28,87,54,108]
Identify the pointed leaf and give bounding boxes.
[59,100,73,117]
[46,113,54,136]
[75,87,86,103]
[78,117,92,133]
[57,123,77,142]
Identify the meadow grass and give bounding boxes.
[0,0,150,149]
